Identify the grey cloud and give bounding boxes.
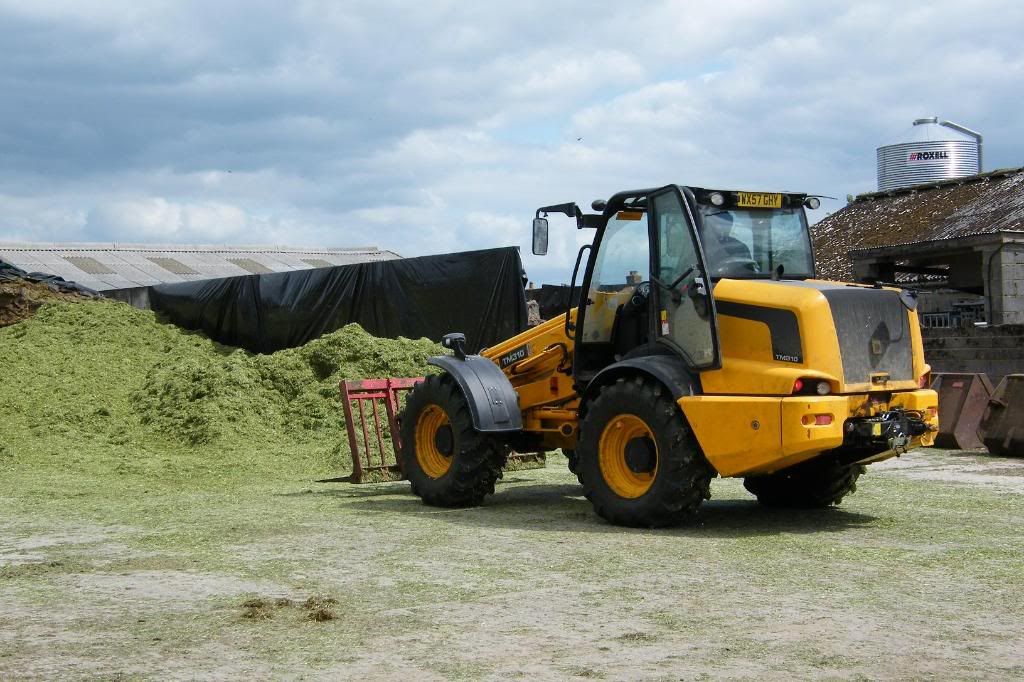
[1,1,1022,287]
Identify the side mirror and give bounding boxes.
[532,217,549,255]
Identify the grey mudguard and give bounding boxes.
[428,355,523,432]
[584,355,699,403]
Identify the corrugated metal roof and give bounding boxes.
[812,167,1024,280]
[0,242,402,291]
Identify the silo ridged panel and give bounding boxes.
[877,140,981,191]
[875,119,982,191]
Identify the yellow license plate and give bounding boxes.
[737,192,782,208]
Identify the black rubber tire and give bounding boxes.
[563,448,579,474]
[399,374,508,507]
[576,376,714,527]
[743,458,865,508]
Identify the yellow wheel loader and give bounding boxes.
[398,185,939,527]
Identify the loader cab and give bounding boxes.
[564,186,818,385]
[570,185,719,383]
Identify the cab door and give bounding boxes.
[572,206,653,378]
[649,186,721,370]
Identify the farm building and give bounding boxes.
[812,166,1024,381]
[0,242,400,308]
[812,166,1024,325]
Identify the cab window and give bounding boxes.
[580,212,649,344]
[697,206,814,278]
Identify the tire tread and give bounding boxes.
[575,376,714,527]
[399,375,508,507]
[743,459,864,508]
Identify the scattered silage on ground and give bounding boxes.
[0,300,442,485]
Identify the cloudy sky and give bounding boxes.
[2,1,1022,284]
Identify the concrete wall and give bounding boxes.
[983,241,1024,325]
[923,324,1024,386]
[104,286,151,310]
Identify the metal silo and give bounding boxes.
[876,117,982,191]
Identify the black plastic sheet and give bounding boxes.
[149,247,528,354]
[0,260,100,297]
[525,284,580,321]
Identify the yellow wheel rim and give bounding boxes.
[598,414,658,498]
[414,404,453,479]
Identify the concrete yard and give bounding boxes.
[2,449,1023,680]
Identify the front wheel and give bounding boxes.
[743,458,864,508]
[576,376,714,527]
[399,374,508,507]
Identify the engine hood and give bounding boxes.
[700,278,925,395]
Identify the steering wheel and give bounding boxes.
[630,281,650,308]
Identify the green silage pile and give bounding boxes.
[0,300,442,485]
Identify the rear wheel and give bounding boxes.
[563,448,579,474]
[576,376,714,527]
[399,375,508,507]
[743,458,864,508]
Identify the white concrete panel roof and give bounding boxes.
[0,242,401,291]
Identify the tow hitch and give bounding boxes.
[844,408,933,454]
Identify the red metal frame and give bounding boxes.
[340,377,423,483]
[340,376,548,483]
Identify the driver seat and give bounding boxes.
[610,298,649,360]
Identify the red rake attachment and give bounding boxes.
[340,378,422,483]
